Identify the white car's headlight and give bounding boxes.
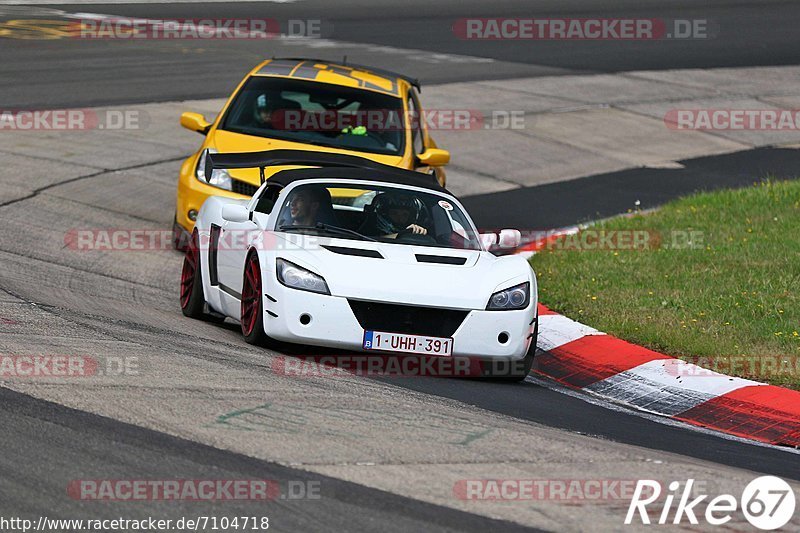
[276,259,330,295]
[487,282,530,310]
[196,148,232,191]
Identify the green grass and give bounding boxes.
[530,179,800,389]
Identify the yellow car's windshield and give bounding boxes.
[221,77,406,156]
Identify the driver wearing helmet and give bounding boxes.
[253,94,275,128]
[370,192,428,238]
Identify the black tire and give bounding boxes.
[172,213,191,252]
[180,230,206,318]
[180,230,226,323]
[241,251,269,346]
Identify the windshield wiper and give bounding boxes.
[279,222,378,242]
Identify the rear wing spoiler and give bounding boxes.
[205,149,435,186]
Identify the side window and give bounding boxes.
[407,92,425,156]
[255,184,282,214]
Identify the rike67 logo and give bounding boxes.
[626,476,796,530]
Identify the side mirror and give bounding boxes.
[221,204,250,223]
[180,112,211,135]
[498,229,522,249]
[417,148,450,167]
[479,233,498,249]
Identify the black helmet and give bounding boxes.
[373,192,424,234]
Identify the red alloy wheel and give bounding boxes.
[241,254,262,337]
[180,232,198,309]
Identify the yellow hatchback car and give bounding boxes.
[173,57,451,248]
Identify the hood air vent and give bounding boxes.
[322,245,383,259]
[415,254,467,265]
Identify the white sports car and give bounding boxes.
[180,150,539,379]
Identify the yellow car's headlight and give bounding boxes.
[196,148,232,191]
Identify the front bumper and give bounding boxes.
[263,283,536,359]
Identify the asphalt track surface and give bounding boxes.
[463,147,800,229]
[0,387,535,532]
[2,1,800,530]
[2,0,800,107]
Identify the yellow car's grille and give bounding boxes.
[232,179,258,197]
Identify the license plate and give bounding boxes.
[363,330,453,356]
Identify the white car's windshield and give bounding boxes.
[276,183,482,250]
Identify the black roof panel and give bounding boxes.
[267,57,420,92]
